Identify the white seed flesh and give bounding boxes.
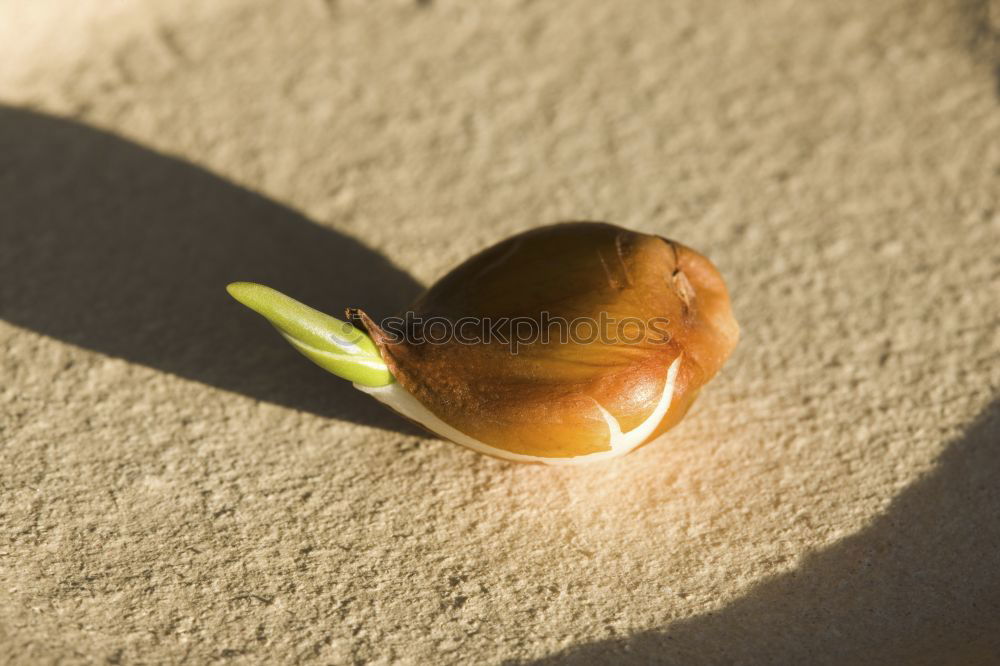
[355,355,682,466]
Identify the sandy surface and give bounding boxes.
[1,0,999,663]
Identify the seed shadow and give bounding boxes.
[0,106,425,436]
[521,397,1000,665]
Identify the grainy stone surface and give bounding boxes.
[1,1,999,663]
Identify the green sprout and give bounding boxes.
[226,282,393,388]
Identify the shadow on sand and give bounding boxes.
[0,106,424,435]
[524,397,1000,665]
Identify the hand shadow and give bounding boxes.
[0,106,425,436]
[522,397,1000,665]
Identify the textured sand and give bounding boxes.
[1,0,999,663]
